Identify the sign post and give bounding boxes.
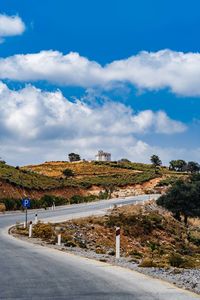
[22,198,31,228]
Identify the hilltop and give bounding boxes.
[0,160,185,210]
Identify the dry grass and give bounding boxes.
[23,161,141,177]
[0,203,6,212]
[20,202,200,269]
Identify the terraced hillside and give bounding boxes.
[0,160,185,210]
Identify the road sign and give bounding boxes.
[22,198,31,228]
[22,198,31,208]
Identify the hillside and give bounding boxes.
[0,160,185,210]
[15,200,200,269]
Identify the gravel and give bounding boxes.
[61,246,200,295]
[12,231,200,295]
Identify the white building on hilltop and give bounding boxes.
[95,150,111,162]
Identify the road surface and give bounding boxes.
[0,195,199,300]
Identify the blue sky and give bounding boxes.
[0,0,200,165]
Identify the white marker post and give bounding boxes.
[57,234,61,246]
[35,213,38,224]
[116,227,120,259]
[29,221,33,238]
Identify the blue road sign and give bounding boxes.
[22,198,31,208]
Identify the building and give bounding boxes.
[95,150,111,162]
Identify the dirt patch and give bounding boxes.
[0,179,85,200]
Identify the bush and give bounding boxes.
[0,203,6,212]
[40,195,67,208]
[139,258,157,267]
[62,168,74,177]
[129,250,143,258]
[33,223,55,240]
[169,253,185,267]
[70,194,97,204]
[1,198,22,210]
[189,233,200,246]
[98,190,109,200]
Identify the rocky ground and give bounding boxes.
[11,200,200,296]
[10,228,200,295]
[60,246,200,295]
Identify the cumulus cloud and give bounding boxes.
[1,49,200,95]
[0,82,187,165]
[0,14,25,43]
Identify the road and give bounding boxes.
[0,195,199,300]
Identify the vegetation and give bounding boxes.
[0,194,101,211]
[150,155,162,167]
[62,168,75,177]
[33,223,55,240]
[0,159,190,211]
[17,160,168,191]
[157,175,200,225]
[169,160,187,172]
[0,195,68,211]
[187,161,200,173]
[76,171,158,188]
[68,153,81,162]
[70,194,97,204]
[19,202,200,269]
[0,203,6,213]
[169,160,200,173]
[0,161,67,190]
[156,176,180,187]
[118,158,131,163]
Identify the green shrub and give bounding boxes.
[98,190,109,199]
[70,194,97,204]
[62,168,75,177]
[40,195,67,208]
[1,198,22,210]
[169,253,185,267]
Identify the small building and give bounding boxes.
[95,150,111,162]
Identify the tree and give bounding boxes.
[62,168,74,177]
[157,178,200,225]
[186,161,200,174]
[118,158,131,163]
[169,160,187,172]
[150,155,162,167]
[102,183,116,199]
[40,195,55,207]
[68,153,81,162]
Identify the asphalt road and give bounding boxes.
[0,195,199,300]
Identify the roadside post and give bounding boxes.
[22,198,31,228]
[35,213,38,224]
[57,234,61,246]
[29,221,33,238]
[116,227,120,259]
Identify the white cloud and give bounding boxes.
[0,82,187,165]
[1,49,200,95]
[0,14,25,43]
